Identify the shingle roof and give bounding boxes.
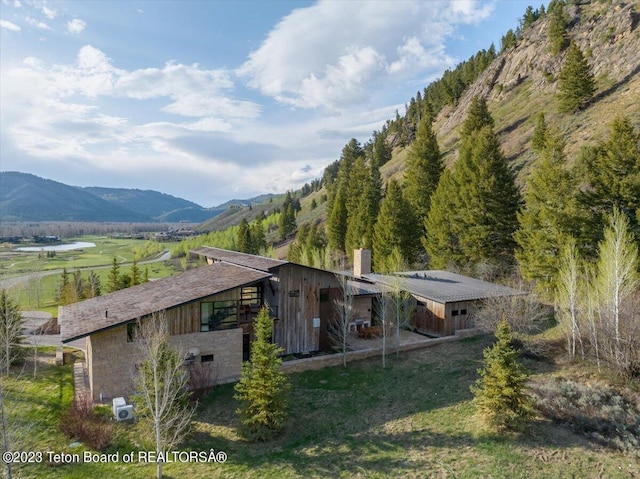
[362,270,525,303]
[59,262,271,343]
[191,246,287,272]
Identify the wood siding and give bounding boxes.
[413,297,476,336]
[273,264,340,354]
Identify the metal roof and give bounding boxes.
[191,246,287,272]
[59,262,271,343]
[362,270,525,303]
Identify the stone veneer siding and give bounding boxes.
[87,325,242,402]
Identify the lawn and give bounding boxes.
[6,338,639,479]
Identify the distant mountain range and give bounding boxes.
[0,172,272,223]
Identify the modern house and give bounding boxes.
[59,247,519,402]
[60,248,358,401]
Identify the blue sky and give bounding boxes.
[1,0,541,207]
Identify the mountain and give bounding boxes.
[0,171,277,223]
[0,172,149,222]
[82,186,219,223]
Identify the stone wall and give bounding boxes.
[280,332,472,374]
[88,325,242,402]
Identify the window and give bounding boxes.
[460,309,467,315]
[201,354,214,363]
[452,310,459,316]
[240,285,263,306]
[201,300,238,331]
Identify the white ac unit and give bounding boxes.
[112,397,134,421]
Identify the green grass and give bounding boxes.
[8,339,639,479]
[1,235,180,315]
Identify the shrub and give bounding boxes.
[531,379,640,455]
[59,394,113,451]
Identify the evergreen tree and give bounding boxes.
[250,219,267,254]
[423,171,464,268]
[327,186,348,252]
[515,133,585,295]
[452,126,522,267]
[143,267,149,284]
[531,112,548,154]
[278,203,296,240]
[460,96,494,138]
[371,131,392,168]
[86,270,102,298]
[404,115,443,225]
[130,257,141,287]
[345,157,370,258]
[73,270,85,300]
[107,257,120,293]
[471,319,533,430]
[557,42,595,113]
[501,29,518,52]
[548,0,568,54]
[237,218,251,253]
[234,307,290,441]
[579,116,640,241]
[373,179,421,267]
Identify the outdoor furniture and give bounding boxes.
[358,326,382,339]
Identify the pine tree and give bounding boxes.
[130,257,141,287]
[250,219,267,254]
[404,115,443,225]
[515,133,585,295]
[557,42,595,113]
[579,116,640,241]
[531,112,548,154]
[373,179,421,267]
[460,96,494,138]
[452,126,522,267]
[238,218,251,253]
[423,171,464,268]
[548,0,568,54]
[234,307,290,441]
[371,131,392,168]
[327,186,348,252]
[471,319,533,430]
[107,257,120,293]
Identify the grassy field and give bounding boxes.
[6,337,639,479]
[0,235,183,315]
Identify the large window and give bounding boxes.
[240,285,262,306]
[201,300,238,331]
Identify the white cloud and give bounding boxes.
[41,5,56,20]
[67,18,86,34]
[25,16,50,29]
[239,0,492,110]
[13,1,22,8]
[1,19,21,31]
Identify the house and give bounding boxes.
[59,247,519,402]
[350,249,524,336]
[60,248,356,402]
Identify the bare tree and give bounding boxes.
[376,290,391,369]
[0,290,24,376]
[594,209,639,375]
[133,312,195,479]
[330,270,354,368]
[383,248,414,356]
[555,238,584,359]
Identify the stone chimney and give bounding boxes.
[353,249,371,277]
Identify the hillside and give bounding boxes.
[0,172,268,224]
[82,186,220,223]
[187,1,640,246]
[0,172,149,222]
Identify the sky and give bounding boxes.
[0,0,540,208]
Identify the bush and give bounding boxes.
[59,394,113,451]
[531,379,640,455]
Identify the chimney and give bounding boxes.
[353,249,371,277]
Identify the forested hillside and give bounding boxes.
[171,0,639,291]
